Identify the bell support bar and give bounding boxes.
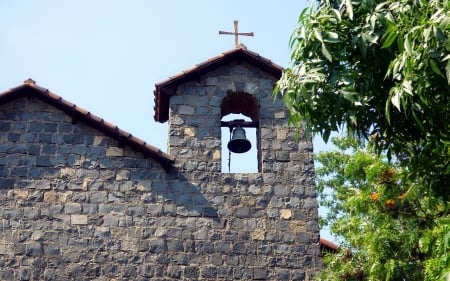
[221,119,259,129]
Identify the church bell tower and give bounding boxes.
[153,45,322,279]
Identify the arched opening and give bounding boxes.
[220,92,259,173]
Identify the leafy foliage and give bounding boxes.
[276,0,450,279]
[316,137,450,280]
[276,0,449,159]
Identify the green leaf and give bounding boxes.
[330,8,342,23]
[345,0,353,20]
[423,26,432,42]
[324,31,340,43]
[391,91,401,112]
[433,26,446,40]
[314,27,324,43]
[430,59,444,77]
[404,35,412,54]
[362,32,379,45]
[340,89,358,102]
[446,60,450,84]
[321,44,333,62]
[382,27,398,49]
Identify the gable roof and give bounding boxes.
[153,46,284,123]
[0,79,175,169]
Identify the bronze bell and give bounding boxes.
[227,127,251,153]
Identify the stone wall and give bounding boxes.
[166,61,322,280]
[0,63,321,280]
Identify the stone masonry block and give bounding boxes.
[71,214,88,225]
[106,147,123,157]
[280,209,292,220]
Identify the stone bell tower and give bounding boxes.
[154,46,322,280]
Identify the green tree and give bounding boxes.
[276,0,450,279]
[316,136,449,280]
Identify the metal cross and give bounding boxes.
[219,20,254,47]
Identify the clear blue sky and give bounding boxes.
[0,0,335,241]
[0,0,311,149]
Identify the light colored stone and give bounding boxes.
[185,127,196,137]
[289,220,306,232]
[251,229,265,241]
[280,209,292,220]
[13,190,29,199]
[60,167,75,178]
[93,136,106,145]
[58,192,72,202]
[212,150,221,160]
[241,196,255,207]
[106,147,123,157]
[276,129,287,140]
[116,170,130,181]
[274,111,286,119]
[82,178,90,191]
[44,191,58,202]
[71,214,88,225]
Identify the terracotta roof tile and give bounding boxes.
[319,237,338,252]
[0,79,175,169]
[154,46,284,123]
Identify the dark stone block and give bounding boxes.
[38,134,53,143]
[44,123,58,133]
[58,124,72,133]
[72,145,87,155]
[276,269,290,280]
[29,123,45,132]
[183,267,199,279]
[201,267,217,279]
[0,178,15,189]
[100,263,119,278]
[83,135,95,145]
[48,112,66,122]
[140,265,155,278]
[167,240,184,252]
[8,132,21,142]
[0,122,11,131]
[253,267,268,280]
[26,242,43,256]
[0,268,14,280]
[217,266,233,279]
[28,144,41,155]
[41,144,57,155]
[123,266,137,278]
[171,253,189,265]
[36,156,51,167]
[29,168,45,178]
[11,167,28,177]
[166,266,181,279]
[63,134,83,144]
[43,244,61,256]
[291,270,306,281]
[197,242,214,254]
[149,239,167,253]
[51,134,63,144]
[232,242,247,254]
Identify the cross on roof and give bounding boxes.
[219,20,254,47]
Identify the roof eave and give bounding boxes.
[0,80,176,169]
[153,47,284,123]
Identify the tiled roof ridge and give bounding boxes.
[0,79,175,169]
[154,47,284,123]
